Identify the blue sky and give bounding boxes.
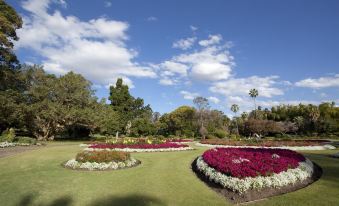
[8,0,339,115]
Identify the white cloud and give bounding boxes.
[172,37,196,50]
[190,25,198,31]
[147,16,158,21]
[159,78,177,86]
[104,1,112,8]
[158,36,234,84]
[180,90,199,100]
[210,76,284,98]
[198,34,222,47]
[16,0,156,87]
[295,74,339,89]
[208,96,220,104]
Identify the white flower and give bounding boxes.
[0,141,16,148]
[64,158,138,170]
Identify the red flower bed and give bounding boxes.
[202,148,305,178]
[89,142,189,149]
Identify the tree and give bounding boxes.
[0,0,23,91]
[0,0,22,67]
[249,88,259,119]
[231,104,239,135]
[109,78,152,133]
[193,97,209,139]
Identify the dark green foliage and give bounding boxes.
[109,78,153,135]
[14,136,37,145]
[0,0,22,67]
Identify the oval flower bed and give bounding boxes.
[197,139,335,150]
[85,142,194,152]
[64,150,139,171]
[195,147,314,194]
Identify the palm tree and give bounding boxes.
[249,88,259,118]
[231,104,239,135]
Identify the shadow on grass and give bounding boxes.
[18,193,165,206]
[18,194,72,206]
[90,194,166,206]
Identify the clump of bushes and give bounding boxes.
[214,129,228,139]
[75,151,130,163]
[15,136,37,145]
[0,128,16,142]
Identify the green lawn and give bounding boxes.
[0,142,338,206]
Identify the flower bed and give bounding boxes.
[197,139,335,150]
[0,141,31,148]
[195,148,314,193]
[64,150,139,171]
[86,142,194,152]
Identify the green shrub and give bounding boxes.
[75,151,130,163]
[1,128,16,142]
[15,136,37,145]
[214,129,227,139]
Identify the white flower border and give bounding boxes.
[64,157,139,171]
[0,141,31,148]
[196,156,314,194]
[196,142,336,151]
[84,146,194,153]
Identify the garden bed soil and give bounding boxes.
[0,145,43,158]
[62,159,141,171]
[191,158,322,204]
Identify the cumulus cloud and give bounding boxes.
[208,96,220,104]
[295,74,339,89]
[180,90,199,100]
[172,37,196,50]
[158,37,235,85]
[198,34,222,47]
[16,0,156,87]
[210,76,284,98]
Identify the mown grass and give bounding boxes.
[0,142,338,206]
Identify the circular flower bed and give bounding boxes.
[195,148,314,193]
[64,150,139,171]
[197,139,335,150]
[86,142,194,152]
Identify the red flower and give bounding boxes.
[202,147,305,178]
[89,142,189,149]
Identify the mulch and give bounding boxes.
[191,158,322,204]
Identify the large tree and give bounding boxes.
[109,78,153,134]
[193,97,209,139]
[0,0,22,67]
[249,88,259,119]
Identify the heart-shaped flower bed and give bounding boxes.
[202,148,305,178]
[195,147,315,194]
